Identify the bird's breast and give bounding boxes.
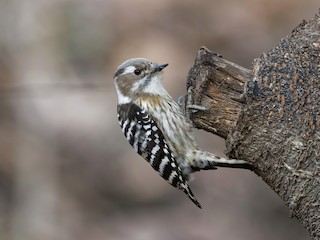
[135,96,198,157]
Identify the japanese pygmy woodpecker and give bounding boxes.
[114,58,252,208]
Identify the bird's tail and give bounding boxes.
[191,150,253,171]
[179,182,202,209]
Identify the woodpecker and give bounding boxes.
[114,58,252,208]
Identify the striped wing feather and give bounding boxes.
[117,103,201,208]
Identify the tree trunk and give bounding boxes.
[186,13,320,240]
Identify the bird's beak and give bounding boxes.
[154,63,168,72]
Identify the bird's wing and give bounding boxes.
[117,103,202,208]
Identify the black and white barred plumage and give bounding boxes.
[118,103,201,207]
[114,58,252,208]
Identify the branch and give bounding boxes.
[186,47,251,139]
[186,12,320,239]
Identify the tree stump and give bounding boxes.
[186,12,320,240]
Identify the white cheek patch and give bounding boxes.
[143,74,169,96]
[122,66,136,75]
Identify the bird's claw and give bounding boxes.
[178,96,185,112]
[187,104,209,113]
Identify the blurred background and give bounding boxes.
[0,0,318,239]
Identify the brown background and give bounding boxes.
[0,0,318,239]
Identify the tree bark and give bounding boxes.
[186,13,320,240]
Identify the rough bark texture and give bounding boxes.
[186,13,320,239]
[186,50,252,139]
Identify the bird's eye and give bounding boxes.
[134,69,142,75]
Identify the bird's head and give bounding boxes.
[114,58,169,104]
